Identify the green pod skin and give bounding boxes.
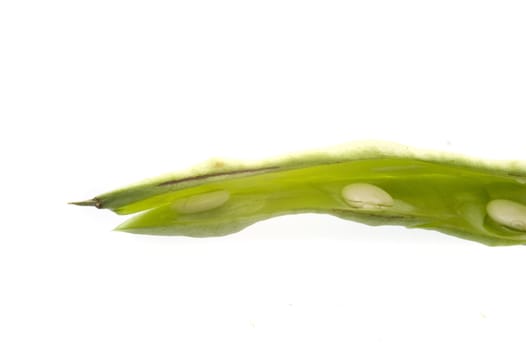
[71,142,526,246]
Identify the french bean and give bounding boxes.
[71,141,526,246]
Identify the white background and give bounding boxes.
[1,1,526,349]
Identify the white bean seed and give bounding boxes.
[173,190,230,214]
[486,199,526,232]
[341,183,394,210]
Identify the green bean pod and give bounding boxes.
[71,141,526,246]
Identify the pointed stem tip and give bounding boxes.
[69,198,102,208]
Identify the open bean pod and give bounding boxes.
[71,141,526,246]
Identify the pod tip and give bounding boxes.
[69,198,102,208]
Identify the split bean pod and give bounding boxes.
[72,141,526,246]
